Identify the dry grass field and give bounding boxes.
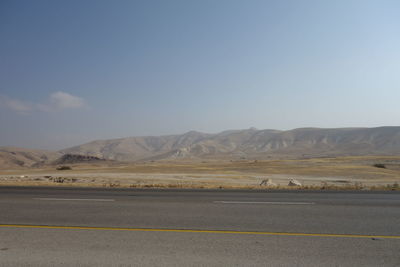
[0,156,399,190]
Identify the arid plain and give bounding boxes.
[1,156,399,190]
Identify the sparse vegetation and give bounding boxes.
[56,165,72,170]
[103,182,121,188]
[1,156,400,191]
[373,163,386,169]
[53,177,65,183]
[53,154,105,165]
[52,177,77,183]
[102,182,400,191]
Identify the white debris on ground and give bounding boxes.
[260,178,276,186]
[288,179,302,186]
[0,173,393,189]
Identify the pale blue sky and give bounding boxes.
[1,0,399,149]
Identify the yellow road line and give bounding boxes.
[0,224,399,239]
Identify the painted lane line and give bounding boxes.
[213,201,315,205]
[0,224,399,239]
[33,198,115,202]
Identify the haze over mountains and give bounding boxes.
[61,126,400,161]
[2,126,399,168]
[0,126,399,167]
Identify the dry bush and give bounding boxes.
[56,166,72,170]
[373,163,386,169]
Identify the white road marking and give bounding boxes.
[213,201,315,205]
[33,198,115,202]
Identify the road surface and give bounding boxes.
[0,186,399,266]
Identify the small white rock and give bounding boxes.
[260,178,276,186]
[288,179,302,186]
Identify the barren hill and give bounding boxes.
[60,126,400,161]
[0,147,61,168]
[2,126,399,168]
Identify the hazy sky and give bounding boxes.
[1,0,400,150]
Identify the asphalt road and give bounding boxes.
[0,186,400,266]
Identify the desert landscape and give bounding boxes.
[2,3,400,266]
[1,126,399,190]
[0,156,399,189]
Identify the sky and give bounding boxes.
[1,0,400,150]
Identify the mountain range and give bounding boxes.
[1,126,400,168]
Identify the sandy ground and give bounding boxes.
[0,172,352,188]
[0,156,399,189]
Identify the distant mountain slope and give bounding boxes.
[2,126,399,168]
[60,126,400,161]
[61,131,212,161]
[0,147,61,168]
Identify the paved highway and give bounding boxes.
[0,186,399,266]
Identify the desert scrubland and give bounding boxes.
[1,156,399,190]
